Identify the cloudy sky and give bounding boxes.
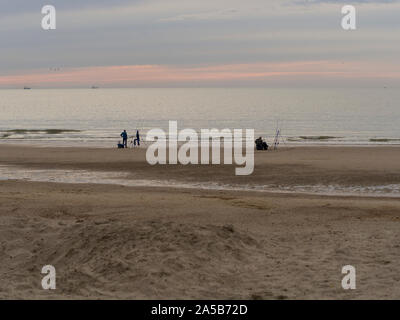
[0,0,399,87]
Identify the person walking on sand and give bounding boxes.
[134,129,140,146]
[120,130,128,148]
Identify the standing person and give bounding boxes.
[134,129,140,146]
[120,130,128,148]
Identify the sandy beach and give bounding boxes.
[1,145,400,299]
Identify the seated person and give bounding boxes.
[255,137,263,150]
[255,137,268,150]
[117,141,125,149]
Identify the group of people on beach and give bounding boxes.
[118,130,140,148]
[118,130,269,150]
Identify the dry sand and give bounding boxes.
[0,145,400,299]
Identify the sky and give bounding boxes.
[0,0,399,88]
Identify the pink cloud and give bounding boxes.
[0,61,399,87]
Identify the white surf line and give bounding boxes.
[1,165,400,198]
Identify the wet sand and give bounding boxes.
[0,145,400,299]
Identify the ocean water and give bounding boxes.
[0,87,399,147]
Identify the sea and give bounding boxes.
[1,87,400,147]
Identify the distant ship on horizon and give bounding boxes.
[91,86,99,89]
[23,86,31,90]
